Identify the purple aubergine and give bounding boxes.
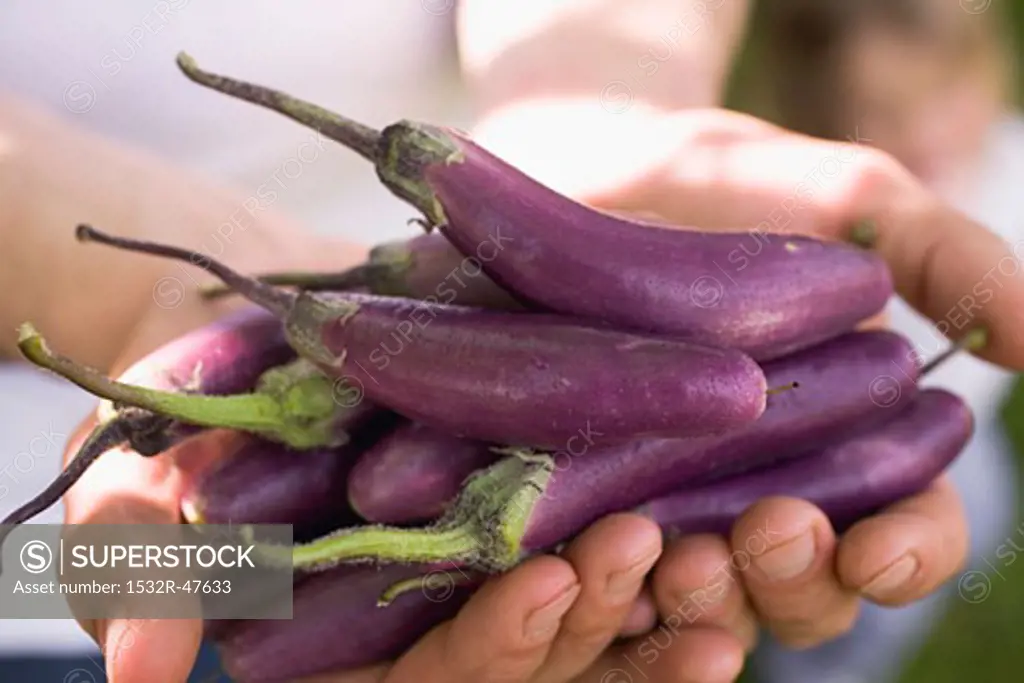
[203,232,521,310]
[72,226,773,449]
[643,388,972,537]
[174,53,893,361]
[211,390,967,682]
[214,563,474,681]
[114,306,295,396]
[182,439,362,535]
[0,307,298,541]
[222,291,770,447]
[182,410,397,535]
[348,421,500,524]
[364,232,520,308]
[279,329,921,573]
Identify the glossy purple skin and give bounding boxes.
[424,132,893,361]
[310,292,768,448]
[182,439,362,534]
[214,563,473,681]
[644,389,972,537]
[518,330,920,550]
[368,233,520,309]
[347,421,500,523]
[116,307,294,394]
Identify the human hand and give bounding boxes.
[57,235,723,683]
[285,514,745,683]
[469,104,1021,675]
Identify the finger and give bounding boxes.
[384,555,581,683]
[577,627,746,683]
[837,474,968,606]
[619,590,658,637]
[651,534,758,652]
[95,617,203,683]
[534,513,662,683]
[732,496,860,649]
[63,425,234,683]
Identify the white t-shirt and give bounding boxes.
[0,0,464,653]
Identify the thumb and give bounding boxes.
[62,421,232,683]
[96,617,203,683]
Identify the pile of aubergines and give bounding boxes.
[5,54,977,683]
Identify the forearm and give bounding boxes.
[455,0,751,198]
[0,94,364,371]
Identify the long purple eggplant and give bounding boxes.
[259,329,920,572]
[203,232,520,310]
[208,388,968,683]
[182,440,362,536]
[0,308,297,552]
[347,421,500,524]
[643,388,972,537]
[182,410,397,536]
[174,53,893,361]
[69,226,773,449]
[214,563,475,682]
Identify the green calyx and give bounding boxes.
[376,121,462,229]
[17,324,349,450]
[249,451,556,574]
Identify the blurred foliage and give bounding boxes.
[723,2,1024,682]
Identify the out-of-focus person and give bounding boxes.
[745,1,1022,681]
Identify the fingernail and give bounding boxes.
[524,582,580,641]
[862,554,919,600]
[606,546,660,603]
[753,531,816,581]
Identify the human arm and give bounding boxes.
[0,92,363,371]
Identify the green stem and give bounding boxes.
[249,453,556,573]
[922,327,988,375]
[848,219,878,248]
[75,223,358,370]
[18,324,346,450]
[176,51,382,163]
[173,53,458,227]
[200,264,371,300]
[377,570,481,608]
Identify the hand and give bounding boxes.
[55,218,725,682]
[293,514,746,683]
[472,105,1019,674]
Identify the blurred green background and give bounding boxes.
[723,2,1024,681]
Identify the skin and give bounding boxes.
[840,15,1007,195]
[2,1,1011,681]
[459,0,1014,678]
